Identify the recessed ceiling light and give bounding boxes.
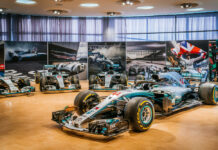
[47,9,68,15]
[0,8,8,13]
[80,3,99,8]
[137,6,154,10]
[187,8,204,11]
[179,3,198,9]
[16,0,37,5]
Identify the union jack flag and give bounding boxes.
[171,41,206,58]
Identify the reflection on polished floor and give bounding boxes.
[0,80,218,150]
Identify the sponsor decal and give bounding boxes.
[112,92,121,96]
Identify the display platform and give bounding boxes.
[0,80,218,150]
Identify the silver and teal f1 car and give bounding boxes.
[52,72,217,137]
[0,76,35,96]
[39,63,85,92]
[89,71,127,91]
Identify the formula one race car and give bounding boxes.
[52,72,218,137]
[35,62,85,84]
[39,63,85,92]
[89,71,127,91]
[0,76,35,96]
[168,67,208,82]
[128,65,145,76]
[89,52,121,71]
[8,49,46,62]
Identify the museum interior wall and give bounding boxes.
[0,12,217,81]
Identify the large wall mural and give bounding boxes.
[48,42,88,80]
[4,42,47,80]
[166,40,209,82]
[0,40,216,81]
[126,42,166,80]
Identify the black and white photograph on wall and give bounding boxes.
[88,42,126,76]
[126,42,166,80]
[0,42,4,77]
[48,42,88,80]
[166,40,209,82]
[5,42,47,80]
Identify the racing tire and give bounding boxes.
[120,74,128,86]
[75,84,81,89]
[124,97,154,132]
[74,90,100,115]
[71,75,80,84]
[23,78,31,86]
[89,84,96,90]
[18,78,30,89]
[110,76,119,87]
[199,83,218,105]
[129,67,136,76]
[89,75,98,85]
[138,67,145,75]
[40,77,47,92]
[35,72,41,84]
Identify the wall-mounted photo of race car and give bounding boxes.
[0,71,35,96]
[126,42,166,80]
[89,52,121,71]
[89,70,127,91]
[8,48,47,62]
[38,62,85,92]
[52,72,218,137]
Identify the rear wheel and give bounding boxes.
[120,74,127,86]
[18,78,30,89]
[124,97,154,132]
[40,77,47,92]
[199,83,218,105]
[75,84,81,89]
[23,78,30,86]
[89,75,98,85]
[138,67,145,75]
[74,90,100,115]
[71,75,80,84]
[35,72,41,84]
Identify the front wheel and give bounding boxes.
[74,90,100,115]
[40,77,47,92]
[199,83,218,105]
[124,97,154,132]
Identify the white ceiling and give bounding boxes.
[0,0,217,17]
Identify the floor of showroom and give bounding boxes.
[0,81,218,150]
